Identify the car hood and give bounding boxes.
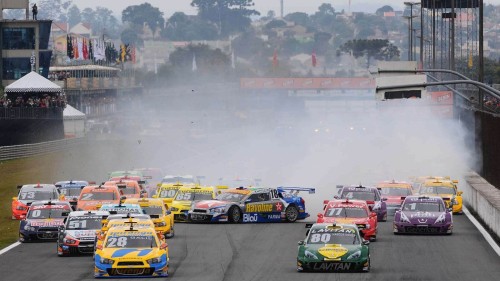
[301,243,362,261]
[100,248,165,260]
[321,217,369,225]
[193,200,229,209]
[172,201,193,209]
[27,218,65,227]
[403,211,445,224]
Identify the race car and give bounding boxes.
[376,180,413,215]
[297,223,370,272]
[133,168,164,195]
[418,178,463,214]
[170,185,220,222]
[99,203,143,217]
[188,186,315,223]
[409,176,448,193]
[19,201,71,242]
[95,216,158,251]
[160,175,198,185]
[124,198,175,239]
[57,210,110,256]
[76,185,122,211]
[55,180,89,210]
[153,183,184,208]
[12,184,62,220]
[318,199,378,241]
[393,195,453,234]
[94,224,169,278]
[104,180,146,199]
[338,185,387,222]
[108,170,144,179]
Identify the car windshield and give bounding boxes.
[324,207,368,218]
[27,208,68,219]
[175,192,213,201]
[105,235,157,248]
[19,191,56,201]
[101,206,141,214]
[142,206,163,215]
[403,202,443,212]
[162,177,194,184]
[117,186,137,195]
[157,188,179,198]
[342,191,376,201]
[307,229,359,244]
[421,186,456,195]
[216,192,246,202]
[379,187,412,196]
[67,216,103,230]
[59,188,82,197]
[80,192,117,201]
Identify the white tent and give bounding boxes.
[63,104,85,138]
[5,71,62,93]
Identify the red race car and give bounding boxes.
[318,199,378,241]
[12,184,62,220]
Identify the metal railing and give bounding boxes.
[0,137,86,161]
[0,107,63,119]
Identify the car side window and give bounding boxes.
[247,193,269,202]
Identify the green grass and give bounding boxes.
[0,154,67,249]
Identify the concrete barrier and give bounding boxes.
[464,172,500,240]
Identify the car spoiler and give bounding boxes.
[17,185,23,189]
[277,187,316,194]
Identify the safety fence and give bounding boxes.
[0,137,86,161]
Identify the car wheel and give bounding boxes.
[228,206,242,223]
[369,236,376,242]
[165,227,174,239]
[380,212,387,222]
[285,205,299,222]
[363,257,371,272]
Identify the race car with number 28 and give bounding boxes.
[188,187,315,223]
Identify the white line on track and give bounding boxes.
[0,242,20,256]
[463,206,500,256]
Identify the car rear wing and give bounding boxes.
[277,187,316,195]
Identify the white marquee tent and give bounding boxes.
[5,71,62,93]
[63,104,86,138]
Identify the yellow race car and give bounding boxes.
[95,215,157,251]
[124,198,175,239]
[94,223,169,278]
[170,185,222,222]
[152,183,186,209]
[418,178,463,214]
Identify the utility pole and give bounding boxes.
[280,0,284,18]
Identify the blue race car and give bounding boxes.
[55,180,89,210]
[188,187,315,223]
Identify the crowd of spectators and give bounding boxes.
[48,72,71,81]
[0,94,67,108]
[484,96,500,111]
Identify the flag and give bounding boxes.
[131,45,136,64]
[312,51,317,67]
[468,51,473,68]
[94,39,105,61]
[192,54,197,72]
[66,35,73,59]
[231,50,235,69]
[82,38,88,60]
[89,39,94,61]
[272,49,278,69]
[120,44,126,62]
[77,37,83,60]
[73,37,79,59]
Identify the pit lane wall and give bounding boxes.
[464,172,500,240]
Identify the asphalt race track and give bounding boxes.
[1,215,499,281]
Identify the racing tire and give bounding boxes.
[380,212,387,222]
[228,206,242,223]
[165,227,174,239]
[369,236,376,242]
[285,205,299,223]
[363,257,371,272]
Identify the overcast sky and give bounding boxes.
[73,0,500,18]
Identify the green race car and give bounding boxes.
[297,223,370,272]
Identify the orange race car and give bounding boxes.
[76,185,122,211]
[104,180,146,199]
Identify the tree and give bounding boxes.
[191,0,260,38]
[122,3,165,35]
[37,0,71,21]
[339,39,400,68]
[121,28,143,47]
[284,12,312,27]
[376,5,394,16]
[67,5,81,28]
[314,32,332,55]
[81,8,96,26]
[162,12,218,41]
[265,19,287,30]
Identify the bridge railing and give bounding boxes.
[0,137,85,161]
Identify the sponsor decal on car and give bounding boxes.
[312,262,352,271]
[246,204,273,213]
[318,245,349,259]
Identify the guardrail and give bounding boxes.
[0,137,86,161]
[0,107,63,120]
[464,172,500,241]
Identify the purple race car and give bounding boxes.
[393,195,453,235]
[338,185,387,222]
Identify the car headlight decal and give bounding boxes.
[100,258,114,264]
[347,250,361,260]
[400,212,411,223]
[209,207,226,214]
[147,257,162,264]
[304,250,319,260]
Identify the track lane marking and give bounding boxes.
[0,242,20,256]
[463,206,500,256]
